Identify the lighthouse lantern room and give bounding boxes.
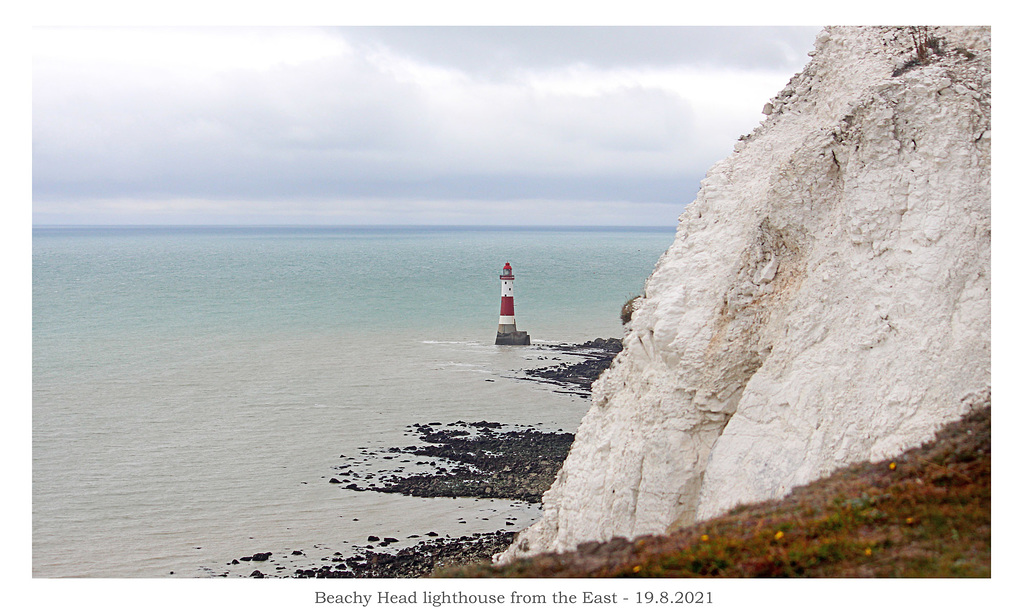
[495,262,530,345]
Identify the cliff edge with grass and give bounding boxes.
[498,26,990,563]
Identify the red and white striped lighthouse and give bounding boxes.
[495,262,530,345]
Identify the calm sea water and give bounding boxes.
[32,225,675,577]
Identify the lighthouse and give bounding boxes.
[495,262,530,345]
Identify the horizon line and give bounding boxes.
[32,223,677,230]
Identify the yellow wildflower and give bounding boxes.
[700,534,709,542]
[889,462,896,470]
[774,531,784,540]
[632,565,641,573]
[864,548,872,556]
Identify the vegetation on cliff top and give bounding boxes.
[441,403,990,578]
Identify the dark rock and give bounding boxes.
[516,339,622,396]
[287,531,515,578]
[336,419,573,502]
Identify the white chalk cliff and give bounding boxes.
[499,26,990,562]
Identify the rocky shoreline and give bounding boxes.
[219,338,621,578]
[223,531,518,578]
[325,338,621,506]
[333,421,574,502]
[516,338,622,396]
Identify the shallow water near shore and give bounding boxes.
[32,225,674,577]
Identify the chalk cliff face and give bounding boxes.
[499,26,990,562]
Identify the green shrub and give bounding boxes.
[620,295,642,325]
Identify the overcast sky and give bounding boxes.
[32,26,820,226]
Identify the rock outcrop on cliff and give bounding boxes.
[499,26,990,563]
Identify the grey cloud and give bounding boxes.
[335,26,820,75]
[33,26,818,224]
[35,42,707,200]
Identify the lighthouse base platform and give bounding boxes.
[496,331,531,345]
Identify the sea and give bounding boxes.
[32,225,676,578]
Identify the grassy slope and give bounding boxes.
[442,404,990,578]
